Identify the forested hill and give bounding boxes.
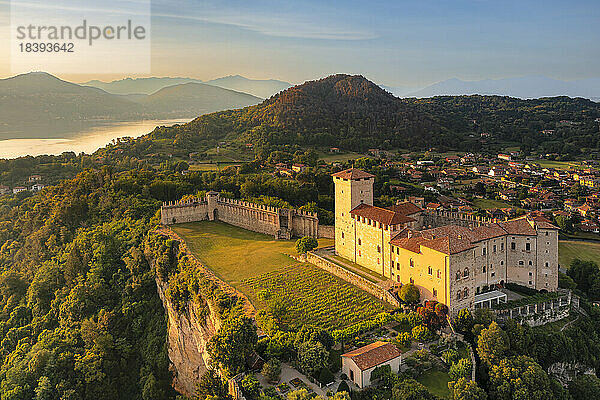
[128,74,600,157]
[140,74,457,153]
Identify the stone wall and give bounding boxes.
[422,209,498,229]
[160,193,318,239]
[318,225,334,238]
[304,252,401,307]
[494,290,573,327]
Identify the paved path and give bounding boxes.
[255,364,328,397]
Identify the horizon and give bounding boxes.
[1,0,599,86]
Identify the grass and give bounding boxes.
[243,264,387,330]
[173,221,383,330]
[537,160,580,170]
[329,254,386,283]
[472,198,515,210]
[558,240,600,267]
[417,370,451,398]
[172,221,332,285]
[317,150,370,163]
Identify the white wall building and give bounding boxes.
[341,341,402,388]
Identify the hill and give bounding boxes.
[0,72,144,126]
[204,75,291,98]
[138,82,262,116]
[82,77,203,94]
[143,74,454,152]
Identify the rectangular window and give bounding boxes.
[341,232,344,239]
[482,248,486,256]
[526,243,531,251]
[493,245,497,252]
[511,242,516,250]
[519,260,524,265]
[377,245,381,253]
[428,266,433,275]
[501,243,504,251]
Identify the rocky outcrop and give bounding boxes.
[548,362,596,386]
[155,278,222,397]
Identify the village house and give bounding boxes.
[31,183,45,192]
[0,185,10,195]
[28,175,42,183]
[292,164,307,173]
[341,341,402,388]
[12,187,27,194]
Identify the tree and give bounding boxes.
[337,380,351,394]
[454,309,474,334]
[399,283,420,304]
[297,340,329,377]
[392,378,435,400]
[477,322,509,366]
[295,237,318,254]
[287,389,311,400]
[488,356,555,400]
[569,374,600,400]
[448,378,487,400]
[411,325,432,342]
[261,358,282,383]
[449,358,472,381]
[442,349,459,366]
[208,316,258,374]
[240,375,261,400]
[195,370,232,400]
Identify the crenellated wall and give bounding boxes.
[160,193,319,239]
[422,209,500,229]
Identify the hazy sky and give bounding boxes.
[0,0,599,86]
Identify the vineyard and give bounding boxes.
[243,264,387,330]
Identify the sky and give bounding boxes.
[0,0,599,86]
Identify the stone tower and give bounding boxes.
[332,168,375,261]
[206,191,219,221]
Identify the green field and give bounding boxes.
[172,221,332,284]
[172,221,387,329]
[537,160,580,170]
[472,198,515,210]
[243,264,386,330]
[417,370,451,398]
[317,150,370,163]
[559,240,600,267]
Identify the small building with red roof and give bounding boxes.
[341,341,402,388]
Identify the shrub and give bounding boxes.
[396,332,411,348]
[449,358,472,380]
[262,358,282,383]
[295,236,318,254]
[318,368,335,385]
[411,325,433,342]
[399,283,420,303]
[337,380,351,394]
[442,349,460,365]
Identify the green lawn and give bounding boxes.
[317,150,370,163]
[559,240,600,267]
[330,254,386,283]
[537,160,580,170]
[472,198,515,210]
[417,370,451,398]
[172,221,333,285]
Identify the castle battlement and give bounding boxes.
[160,191,318,239]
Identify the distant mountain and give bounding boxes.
[379,84,423,97]
[0,72,264,139]
[406,76,600,99]
[204,75,291,98]
[138,82,262,116]
[82,77,202,95]
[0,72,143,125]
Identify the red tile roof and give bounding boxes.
[331,168,375,180]
[351,204,415,225]
[341,341,402,371]
[387,202,423,216]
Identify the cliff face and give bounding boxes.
[155,278,222,397]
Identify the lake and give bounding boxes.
[0,119,192,159]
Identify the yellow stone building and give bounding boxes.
[333,168,559,315]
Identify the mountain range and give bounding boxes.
[385,76,600,100]
[82,75,292,99]
[0,72,262,138]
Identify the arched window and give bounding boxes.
[456,271,461,281]
[463,268,469,278]
[464,288,469,298]
[456,291,461,300]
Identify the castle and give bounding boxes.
[333,168,559,316]
[160,191,319,239]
